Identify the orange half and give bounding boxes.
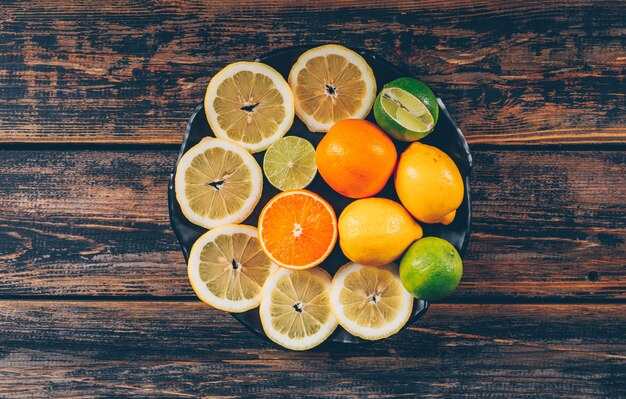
[258,190,337,270]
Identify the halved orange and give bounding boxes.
[258,190,337,270]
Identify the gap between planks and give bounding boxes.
[2,142,626,152]
[1,296,626,304]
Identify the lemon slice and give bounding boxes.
[263,136,317,191]
[188,225,277,312]
[260,267,337,350]
[288,45,376,132]
[330,262,413,340]
[205,62,295,153]
[175,138,262,229]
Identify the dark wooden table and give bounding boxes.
[1,1,625,397]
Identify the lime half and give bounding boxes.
[263,136,317,191]
[374,77,439,142]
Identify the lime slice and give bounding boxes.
[188,224,277,312]
[374,77,439,142]
[263,136,317,191]
[205,62,295,153]
[260,267,337,350]
[175,137,263,229]
[330,262,413,340]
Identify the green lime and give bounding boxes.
[263,136,317,191]
[399,237,462,301]
[373,77,439,142]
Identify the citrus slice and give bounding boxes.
[258,190,337,270]
[175,137,263,229]
[330,262,413,340]
[188,225,277,312]
[260,267,337,350]
[205,62,295,153]
[374,77,439,142]
[263,136,317,191]
[288,44,376,132]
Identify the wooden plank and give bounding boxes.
[0,0,624,145]
[0,301,623,398]
[0,150,624,299]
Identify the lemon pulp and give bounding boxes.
[340,266,404,328]
[260,268,337,350]
[175,138,262,229]
[289,45,376,132]
[330,263,413,340]
[205,62,294,153]
[188,225,276,312]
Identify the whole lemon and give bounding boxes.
[315,119,397,199]
[395,142,463,225]
[338,198,423,266]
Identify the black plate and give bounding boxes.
[168,46,472,345]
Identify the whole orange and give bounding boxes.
[315,119,397,198]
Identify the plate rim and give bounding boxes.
[168,45,472,345]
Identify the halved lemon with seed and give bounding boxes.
[260,267,337,350]
[188,224,277,312]
[288,44,376,132]
[330,262,413,340]
[205,62,295,153]
[175,137,262,229]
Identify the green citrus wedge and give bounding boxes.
[263,136,317,191]
[374,77,439,142]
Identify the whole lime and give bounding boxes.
[399,237,462,301]
[374,77,439,142]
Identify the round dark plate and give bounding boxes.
[168,46,472,345]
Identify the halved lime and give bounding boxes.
[263,136,317,191]
[374,77,439,142]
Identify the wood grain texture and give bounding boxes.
[0,301,623,398]
[1,0,624,145]
[0,150,624,299]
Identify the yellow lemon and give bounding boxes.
[330,262,413,340]
[288,45,376,132]
[395,142,464,225]
[260,267,337,350]
[205,62,294,153]
[338,198,423,267]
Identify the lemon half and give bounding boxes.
[288,45,376,132]
[260,267,337,350]
[330,262,413,340]
[205,62,295,153]
[175,138,263,229]
[188,225,278,312]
